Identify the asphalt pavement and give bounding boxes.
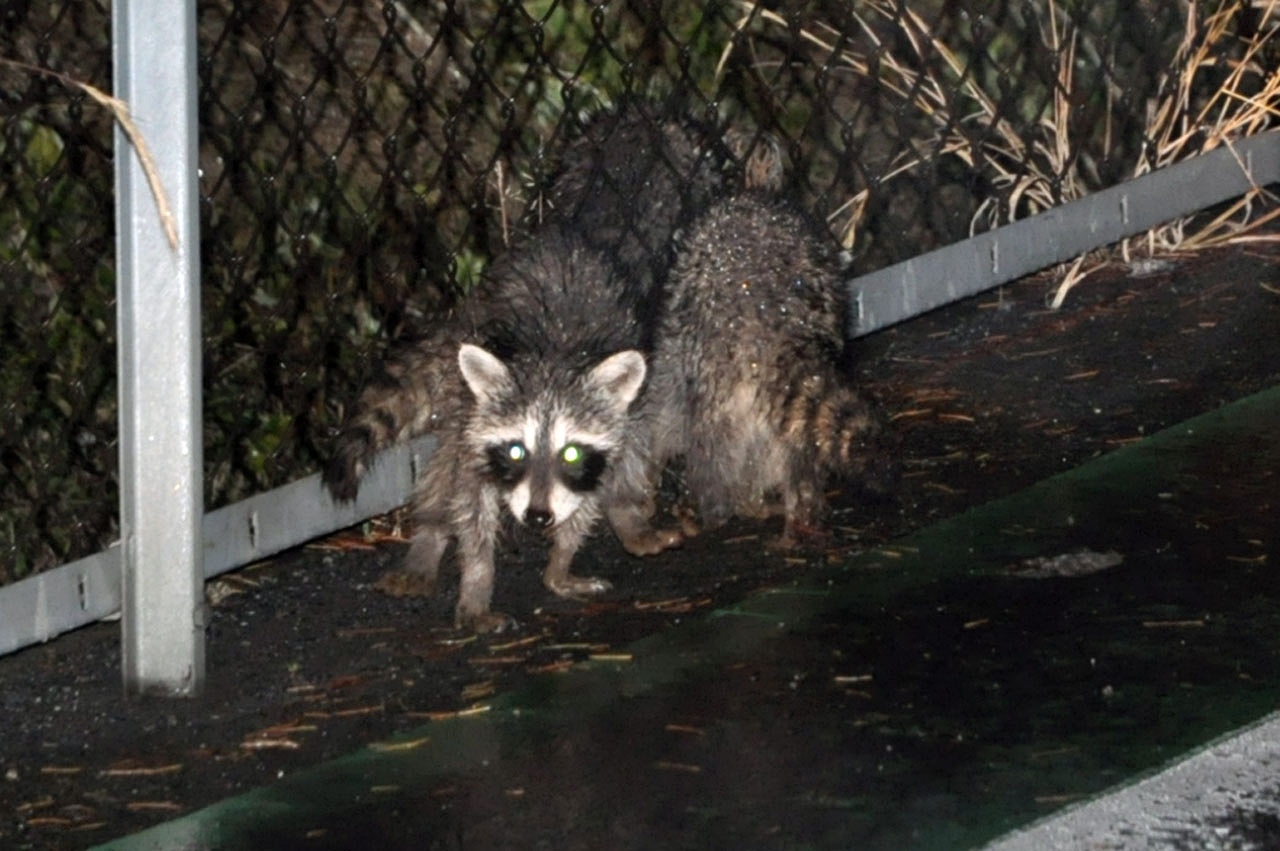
[95,385,1280,850]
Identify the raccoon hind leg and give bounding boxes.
[775,475,829,550]
[603,454,685,557]
[373,452,455,598]
[683,390,783,532]
[607,498,684,557]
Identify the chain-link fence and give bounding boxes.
[1,0,1276,582]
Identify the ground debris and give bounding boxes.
[1009,549,1123,578]
[99,762,184,778]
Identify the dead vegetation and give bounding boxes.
[726,0,1279,304]
[0,59,178,249]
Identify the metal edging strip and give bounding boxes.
[0,436,434,658]
[847,129,1280,337]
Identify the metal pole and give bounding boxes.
[113,0,205,696]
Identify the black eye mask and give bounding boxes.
[558,443,608,492]
[485,441,528,485]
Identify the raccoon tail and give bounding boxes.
[780,374,886,483]
[324,407,394,502]
[323,340,457,501]
[724,126,785,192]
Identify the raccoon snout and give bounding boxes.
[524,508,555,529]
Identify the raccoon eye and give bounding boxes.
[485,441,528,485]
[558,444,607,492]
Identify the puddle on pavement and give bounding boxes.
[98,387,1280,851]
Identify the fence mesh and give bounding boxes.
[1,0,1276,581]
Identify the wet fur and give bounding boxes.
[539,102,735,325]
[325,105,884,626]
[325,103,733,630]
[645,191,883,545]
[346,229,670,632]
[324,321,468,501]
[326,103,733,495]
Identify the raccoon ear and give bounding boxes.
[457,343,512,405]
[588,349,647,411]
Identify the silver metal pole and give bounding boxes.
[113,0,205,696]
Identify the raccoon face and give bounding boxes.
[458,343,646,530]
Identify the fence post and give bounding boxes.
[113,0,205,696]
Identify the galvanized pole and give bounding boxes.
[113,0,205,696]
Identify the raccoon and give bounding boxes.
[644,190,884,546]
[390,227,679,631]
[326,103,732,496]
[539,100,734,303]
[325,104,733,630]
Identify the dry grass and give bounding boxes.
[1053,0,1280,306]
[1126,2,1280,245]
[721,0,1092,249]
[723,0,1279,304]
[0,58,178,250]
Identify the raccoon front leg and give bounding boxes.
[543,512,613,598]
[777,472,829,550]
[453,487,515,633]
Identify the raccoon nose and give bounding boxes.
[524,508,554,529]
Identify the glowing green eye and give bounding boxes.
[560,444,582,465]
[507,443,526,463]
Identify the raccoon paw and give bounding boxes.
[372,570,436,598]
[546,575,613,599]
[620,526,684,557]
[675,505,702,540]
[457,610,518,635]
[773,519,831,552]
[322,455,364,502]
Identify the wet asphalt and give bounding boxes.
[94,386,1280,850]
